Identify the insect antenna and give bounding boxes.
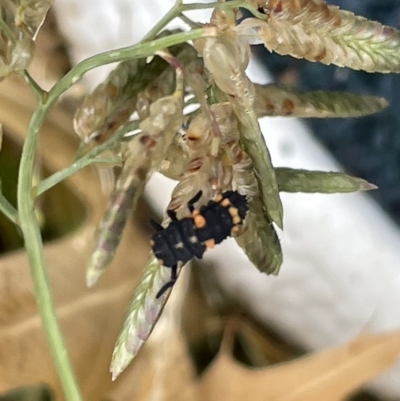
[187,190,202,212]
[166,209,178,221]
[149,219,164,232]
[156,264,178,298]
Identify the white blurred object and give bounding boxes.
[53,0,400,398]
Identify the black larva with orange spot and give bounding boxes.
[150,190,248,298]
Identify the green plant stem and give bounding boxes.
[141,0,183,42]
[140,0,266,44]
[37,121,139,196]
[178,13,202,29]
[0,193,19,224]
[47,28,215,104]
[17,105,83,401]
[0,18,16,45]
[181,1,268,20]
[18,70,46,102]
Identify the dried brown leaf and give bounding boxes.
[200,330,400,401]
[0,79,149,400]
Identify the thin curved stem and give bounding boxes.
[0,193,18,224]
[0,18,16,45]
[47,28,216,106]
[17,106,83,401]
[182,1,268,20]
[18,70,46,102]
[178,13,202,29]
[141,0,183,42]
[139,0,266,43]
[37,121,139,196]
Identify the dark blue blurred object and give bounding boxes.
[256,0,400,223]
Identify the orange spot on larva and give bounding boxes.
[194,215,206,228]
[232,216,242,225]
[204,239,215,249]
[228,207,239,217]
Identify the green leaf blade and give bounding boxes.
[110,253,173,380]
[276,168,377,194]
[236,196,282,275]
[254,84,388,118]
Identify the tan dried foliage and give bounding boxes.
[106,333,198,401]
[199,329,400,401]
[0,78,149,400]
[110,299,400,401]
